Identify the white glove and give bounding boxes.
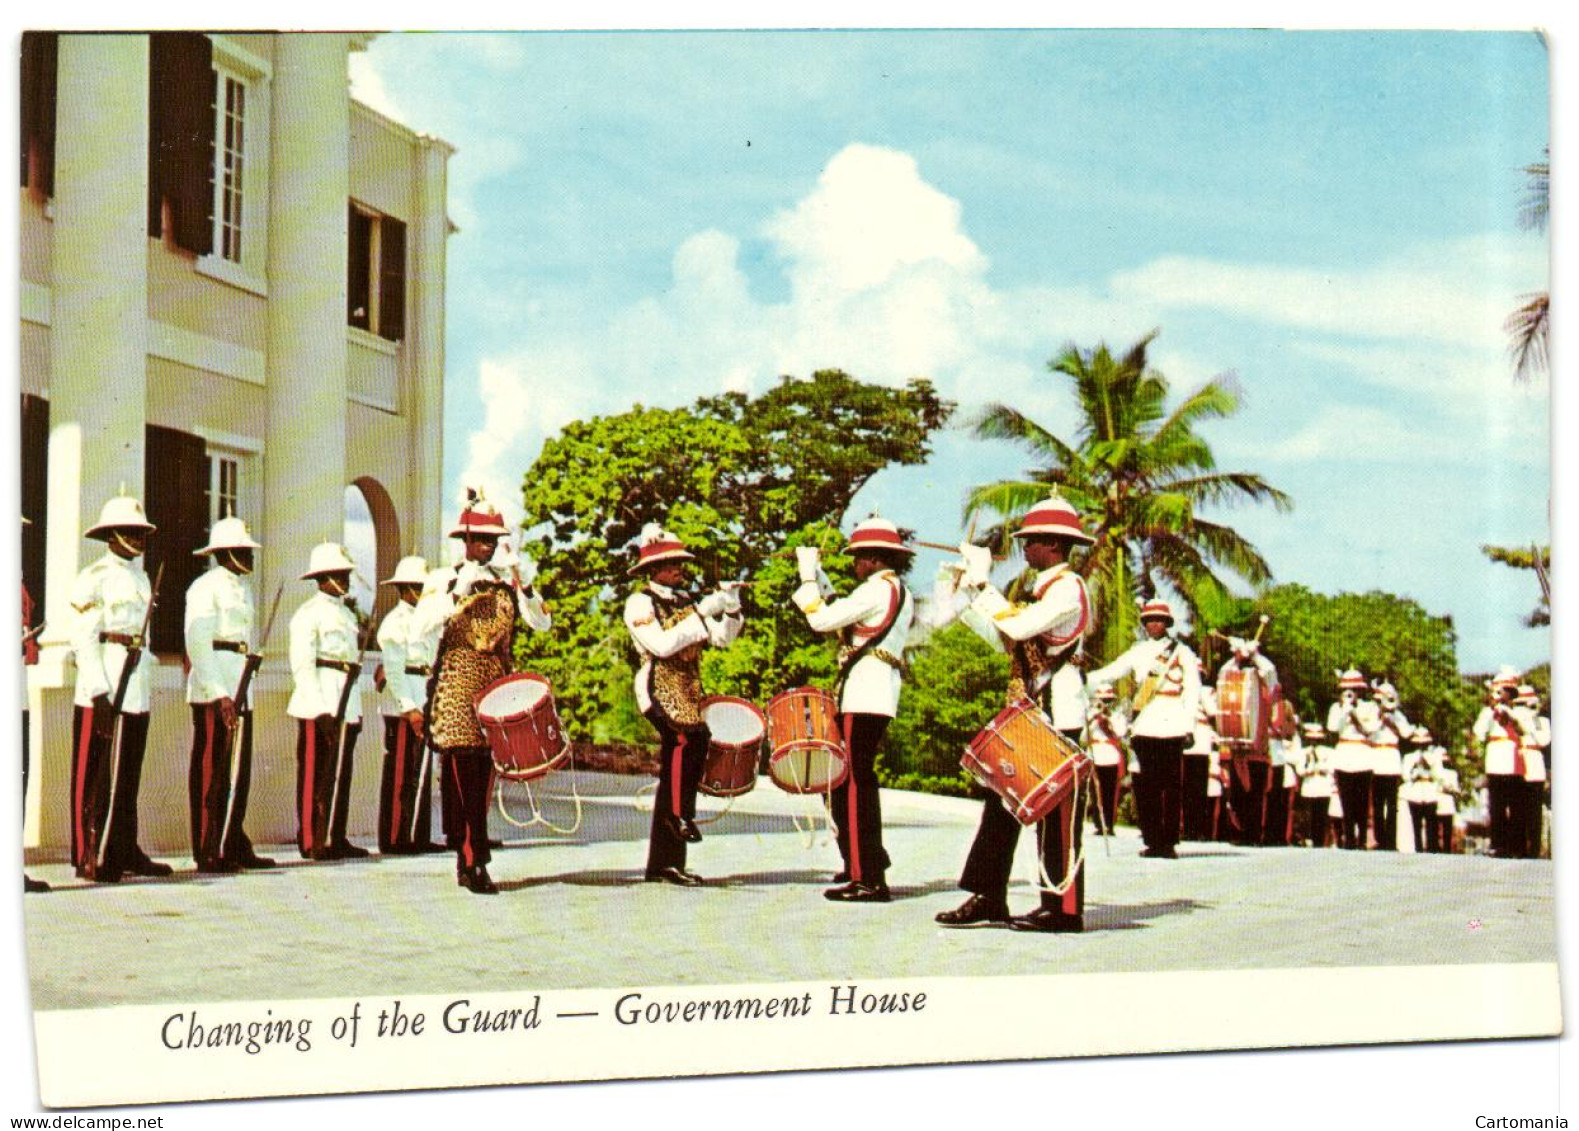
[720,582,743,615]
[959,542,992,588]
[698,591,728,618]
[514,553,539,587]
[795,546,821,584]
[815,567,835,597]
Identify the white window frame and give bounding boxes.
[212,64,247,266]
[195,35,271,297]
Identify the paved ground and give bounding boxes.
[23,772,1558,1011]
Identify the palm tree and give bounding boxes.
[965,331,1292,659]
[1506,152,1549,383]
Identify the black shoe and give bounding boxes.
[413,841,446,855]
[302,848,334,862]
[825,881,891,903]
[24,876,49,893]
[233,852,277,869]
[196,859,242,875]
[832,869,851,884]
[935,893,1010,927]
[458,866,499,895]
[1010,907,1084,934]
[79,865,122,884]
[667,814,702,843]
[645,866,704,887]
[487,838,504,850]
[1139,847,1177,859]
[126,851,174,877]
[330,843,371,860]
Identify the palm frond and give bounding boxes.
[969,404,1082,469]
[1505,292,1549,382]
[1162,471,1294,512]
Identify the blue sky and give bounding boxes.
[350,29,1550,673]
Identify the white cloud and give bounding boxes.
[348,52,404,122]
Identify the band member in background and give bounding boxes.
[419,490,552,894]
[936,494,1093,933]
[1294,723,1334,848]
[1181,688,1217,841]
[184,516,274,874]
[375,555,439,856]
[1087,599,1201,860]
[624,522,742,888]
[21,519,47,893]
[1218,639,1278,846]
[1327,669,1378,850]
[1085,684,1126,835]
[1433,741,1460,854]
[1368,679,1411,851]
[1473,667,1530,858]
[1266,719,1301,847]
[68,495,173,883]
[1516,684,1550,859]
[1401,726,1441,854]
[287,542,368,863]
[795,516,914,903]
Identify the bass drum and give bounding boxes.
[1216,668,1269,756]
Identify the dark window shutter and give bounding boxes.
[348,204,373,330]
[21,33,58,195]
[148,32,215,254]
[20,395,49,613]
[378,216,406,341]
[144,425,208,655]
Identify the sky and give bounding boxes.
[346,29,1551,673]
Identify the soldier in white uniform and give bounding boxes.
[624,523,742,887]
[1266,719,1301,847]
[1516,685,1550,859]
[1433,742,1460,854]
[1182,688,1217,841]
[287,542,368,862]
[1326,669,1379,849]
[794,516,915,903]
[1294,722,1334,847]
[1401,725,1441,853]
[1087,599,1202,860]
[375,555,440,856]
[417,491,553,894]
[68,495,173,883]
[935,495,1095,933]
[1217,638,1279,845]
[1368,678,1411,851]
[184,516,274,874]
[1473,667,1531,858]
[1085,684,1127,835]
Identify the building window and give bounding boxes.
[208,452,242,524]
[20,33,58,198]
[148,32,218,257]
[348,202,407,342]
[213,68,247,264]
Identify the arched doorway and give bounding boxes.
[344,477,401,626]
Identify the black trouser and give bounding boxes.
[832,713,891,884]
[1334,770,1372,849]
[1264,779,1293,846]
[189,704,257,867]
[1522,780,1546,859]
[960,727,1086,916]
[1181,755,1212,840]
[1486,774,1522,857]
[1131,735,1186,852]
[1407,801,1438,853]
[443,746,494,871]
[1297,796,1329,847]
[1229,758,1270,845]
[379,716,434,852]
[1435,813,1454,853]
[646,708,707,875]
[70,705,150,879]
[1370,773,1400,850]
[1092,763,1122,833]
[295,715,361,856]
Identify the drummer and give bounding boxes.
[624,522,743,887]
[416,489,551,895]
[936,494,1094,933]
[793,516,916,903]
[1217,638,1277,846]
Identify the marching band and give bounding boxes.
[25,486,1552,919]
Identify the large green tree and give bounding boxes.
[516,371,953,740]
[966,332,1291,659]
[880,621,1008,797]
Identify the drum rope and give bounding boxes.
[494,754,585,836]
[1034,767,1093,896]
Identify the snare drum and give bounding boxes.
[961,698,1091,826]
[699,696,765,798]
[1216,668,1269,756]
[474,673,570,782]
[765,687,848,793]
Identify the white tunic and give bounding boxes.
[1369,707,1411,776]
[962,564,1090,731]
[1086,637,1201,739]
[376,600,438,717]
[1085,704,1128,768]
[416,560,552,638]
[1297,744,1335,799]
[1521,714,1551,783]
[795,570,913,717]
[69,552,155,713]
[1327,699,1380,773]
[1401,749,1440,805]
[184,565,255,707]
[1473,705,1530,776]
[287,591,363,724]
[1435,765,1460,817]
[625,584,744,717]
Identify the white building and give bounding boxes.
[20,32,452,855]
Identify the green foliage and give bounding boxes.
[1482,542,1551,626]
[883,622,1011,783]
[516,371,954,739]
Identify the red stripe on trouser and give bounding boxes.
[671,731,686,816]
[73,705,95,866]
[390,723,408,844]
[198,706,217,858]
[448,755,475,869]
[843,714,862,882]
[301,722,317,852]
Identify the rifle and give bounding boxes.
[96,563,163,874]
[217,585,284,855]
[324,609,379,843]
